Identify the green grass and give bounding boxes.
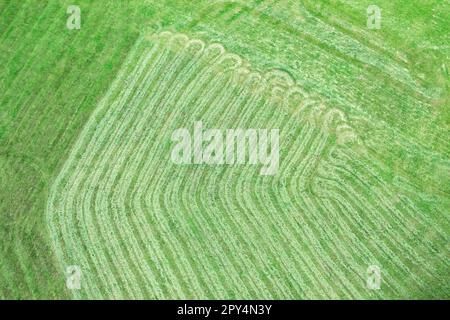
[0,0,448,299]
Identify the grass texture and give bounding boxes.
[0,0,449,299]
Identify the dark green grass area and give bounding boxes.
[0,0,448,298]
[0,0,149,299]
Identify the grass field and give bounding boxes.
[0,0,449,299]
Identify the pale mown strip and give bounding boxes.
[47,30,448,299]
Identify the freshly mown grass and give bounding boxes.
[0,0,448,299]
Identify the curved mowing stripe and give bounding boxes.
[47,31,448,299]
